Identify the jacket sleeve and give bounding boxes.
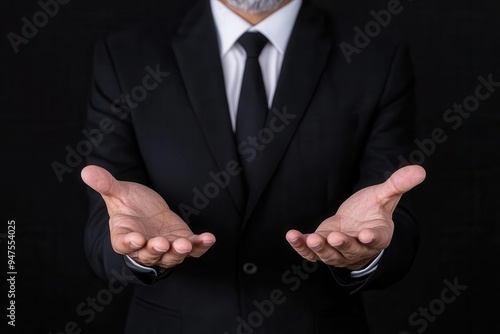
[329,44,420,293]
[83,38,160,285]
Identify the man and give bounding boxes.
[81,0,426,333]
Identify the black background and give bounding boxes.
[1,0,499,333]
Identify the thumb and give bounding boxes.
[379,165,426,199]
[81,165,124,198]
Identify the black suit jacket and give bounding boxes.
[84,0,418,333]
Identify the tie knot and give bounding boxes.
[238,32,268,58]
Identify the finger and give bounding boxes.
[376,165,426,213]
[286,230,319,262]
[128,237,171,266]
[326,231,352,249]
[325,232,382,270]
[358,227,391,249]
[147,236,171,253]
[321,232,383,268]
[322,232,368,267]
[327,232,370,260]
[306,233,345,265]
[189,233,216,258]
[158,238,193,268]
[81,165,125,198]
[379,165,426,199]
[111,230,146,254]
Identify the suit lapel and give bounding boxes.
[172,0,246,216]
[243,2,332,224]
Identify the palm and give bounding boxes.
[316,182,399,247]
[102,180,193,242]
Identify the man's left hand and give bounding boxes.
[286,165,426,270]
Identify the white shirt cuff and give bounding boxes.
[124,255,161,276]
[350,250,384,278]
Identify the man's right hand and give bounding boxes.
[81,165,216,269]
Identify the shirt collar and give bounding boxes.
[210,0,302,56]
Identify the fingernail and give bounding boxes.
[289,239,299,246]
[202,240,214,247]
[131,242,141,249]
[153,246,167,253]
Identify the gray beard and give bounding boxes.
[227,0,285,14]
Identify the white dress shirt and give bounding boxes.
[210,0,382,278]
[126,0,383,279]
[210,0,302,131]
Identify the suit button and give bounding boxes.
[243,263,258,275]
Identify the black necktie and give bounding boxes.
[235,32,269,195]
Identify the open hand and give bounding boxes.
[286,165,426,270]
[81,165,216,269]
